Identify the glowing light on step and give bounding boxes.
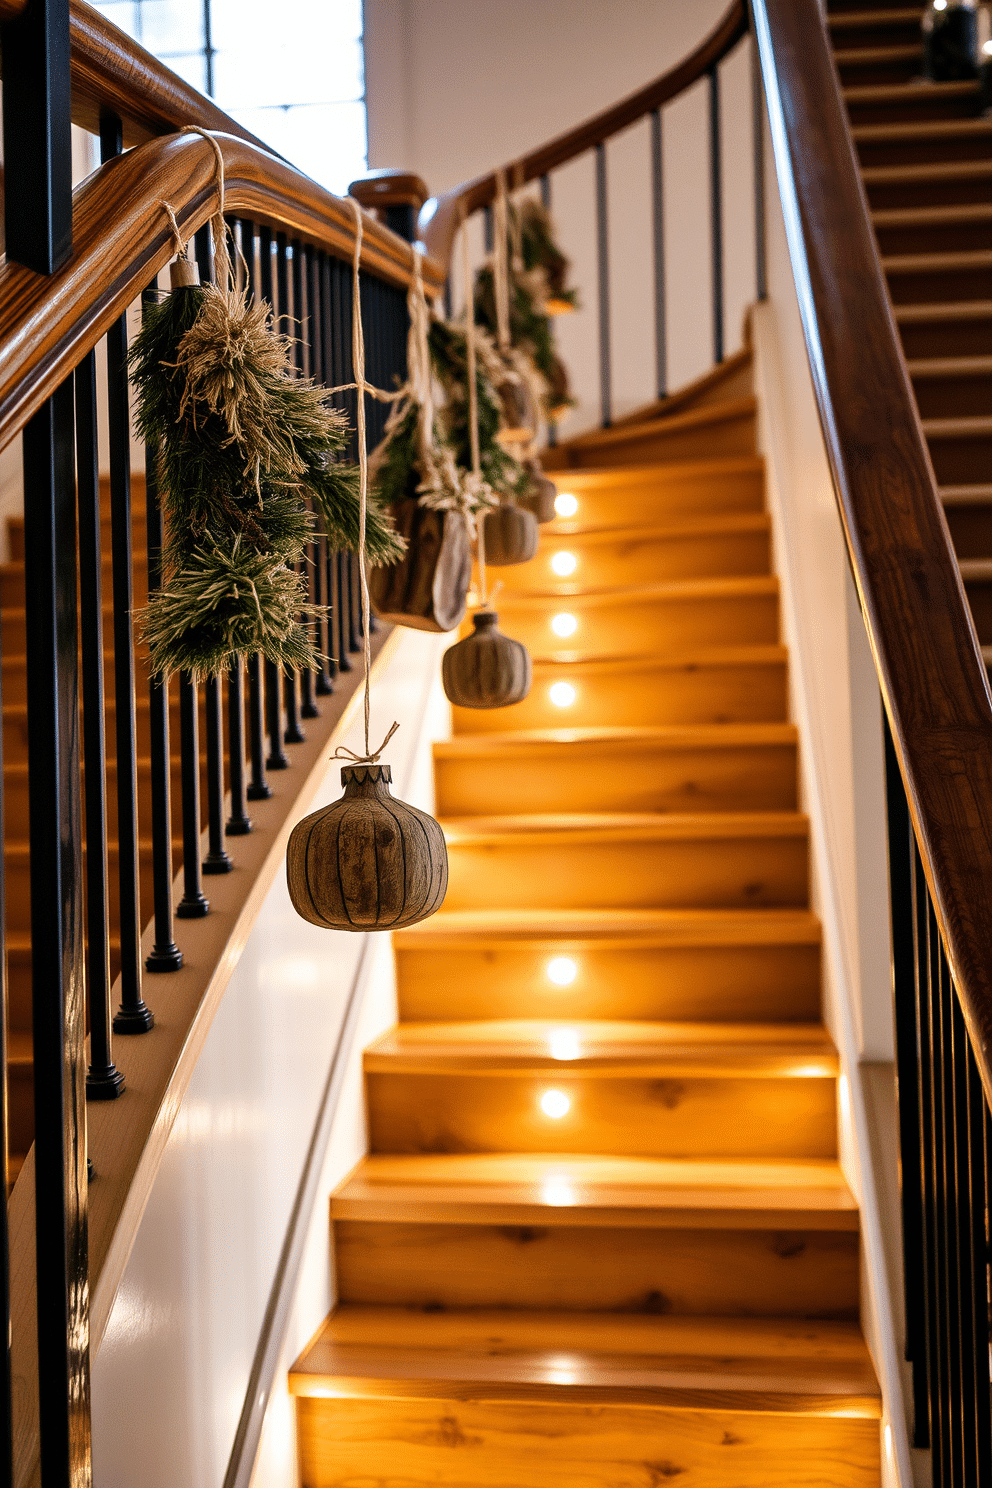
[542,1175,576,1206]
[540,1088,571,1119]
[884,1423,894,1462]
[554,492,579,518]
[546,955,578,987]
[548,1028,581,1061]
[933,0,947,9]
[985,38,992,55]
[551,612,578,638]
[551,550,578,577]
[549,682,576,708]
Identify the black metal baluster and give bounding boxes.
[750,27,767,303]
[143,278,183,974]
[176,673,208,917]
[940,948,964,1485]
[0,0,72,275]
[927,893,952,1487]
[708,63,725,365]
[952,990,979,1484]
[971,1057,992,1483]
[595,141,611,428]
[238,218,271,801]
[913,845,939,1470]
[225,662,251,835]
[101,114,153,1033]
[294,241,319,720]
[650,108,667,402]
[540,173,551,210]
[483,205,494,254]
[23,379,91,1487]
[75,353,125,1101]
[203,676,232,874]
[0,433,8,1488]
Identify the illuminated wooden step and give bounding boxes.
[332,1153,857,1314]
[546,398,756,470]
[492,574,779,657]
[450,645,789,734]
[440,811,809,913]
[545,456,765,529]
[393,906,822,1024]
[364,1020,837,1163]
[433,724,798,817]
[497,512,771,593]
[291,1308,880,1487]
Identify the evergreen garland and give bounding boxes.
[428,319,529,500]
[130,271,403,681]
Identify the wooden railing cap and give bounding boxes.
[350,170,431,212]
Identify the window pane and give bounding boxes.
[210,0,362,50]
[228,101,367,196]
[212,35,363,110]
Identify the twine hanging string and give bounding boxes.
[460,202,489,609]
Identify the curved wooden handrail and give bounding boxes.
[754,0,992,1098]
[418,0,747,266]
[0,131,443,455]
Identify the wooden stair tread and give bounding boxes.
[862,158,992,183]
[831,9,926,29]
[854,116,992,142]
[874,203,992,227]
[894,299,992,322]
[5,1031,32,1069]
[882,249,992,272]
[290,1305,880,1413]
[333,1152,857,1227]
[499,574,778,607]
[548,455,764,489]
[956,559,992,580]
[528,643,788,672]
[365,1019,837,1076]
[906,354,992,377]
[843,79,980,103]
[921,414,992,436]
[560,398,756,453]
[435,723,798,758]
[941,484,992,504]
[441,811,808,845]
[537,511,771,542]
[392,905,821,947]
[595,348,753,430]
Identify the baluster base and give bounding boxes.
[176,892,210,919]
[146,941,183,972]
[203,850,234,874]
[226,813,253,835]
[113,1000,155,1033]
[86,1064,126,1100]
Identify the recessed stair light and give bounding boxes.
[554,492,579,518]
[551,612,578,638]
[540,1089,571,1119]
[549,681,576,708]
[551,551,578,577]
[546,956,578,986]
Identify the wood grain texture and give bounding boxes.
[482,505,540,567]
[441,612,532,710]
[369,501,472,632]
[418,0,747,266]
[755,0,992,1104]
[0,132,443,455]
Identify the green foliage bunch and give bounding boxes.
[428,320,529,500]
[130,275,403,680]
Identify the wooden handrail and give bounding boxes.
[0,131,443,455]
[754,0,992,1100]
[417,0,747,266]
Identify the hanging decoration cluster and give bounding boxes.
[130,131,402,682]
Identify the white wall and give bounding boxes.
[90,628,451,1488]
[365,0,759,430]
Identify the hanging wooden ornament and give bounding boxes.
[519,465,558,524]
[484,501,539,567]
[287,202,447,932]
[368,497,471,631]
[442,610,531,709]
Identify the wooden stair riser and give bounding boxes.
[7,1064,33,1155]
[499,522,772,594]
[885,257,992,305]
[855,124,992,169]
[843,82,982,126]
[434,738,798,817]
[493,585,779,658]
[548,461,765,528]
[0,554,149,611]
[451,653,790,733]
[334,1219,857,1315]
[875,212,992,256]
[943,501,992,558]
[835,51,920,88]
[365,1069,837,1161]
[294,1394,880,1488]
[924,424,991,486]
[563,409,756,470]
[3,842,169,933]
[394,939,822,1025]
[959,576,992,644]
[865,168,992,212]
[910,365,992,420]
[896,307,992,360]
[3,757,202,839]
[442,827,809,912]
[7,942,121,1032]
[7,508,148,564]
[832,11,928,50]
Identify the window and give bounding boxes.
[91,0,367,195]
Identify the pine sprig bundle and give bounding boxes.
[428,319,529,500]
[130,274,403,680]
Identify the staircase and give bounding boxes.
[829,1,992,650]
[288,362,883,1485]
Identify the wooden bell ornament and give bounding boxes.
[483,501,539,567]
[287,762,447,930]
[369,497,471,631]
[442,610,531,709]
[520,467,558,524]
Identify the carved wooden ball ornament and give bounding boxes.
[520,470,558,524]
[442,610,532,709]
[286,762,447,931]
[483,503,539,567]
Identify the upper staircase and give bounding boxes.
[288,361,883,1485]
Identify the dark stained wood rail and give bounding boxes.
[0,131,443,454]
[417,0,747,266]
[754,0,992,1100]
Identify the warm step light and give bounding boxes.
[542,1176,576,1206]
[540,1089,571,1119]
[549,681,576,708]
[548,1028,581,1060]
[546,955,578,986]
[551,612,578,638]
[554,492,579,518]
[551,551,578,577]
